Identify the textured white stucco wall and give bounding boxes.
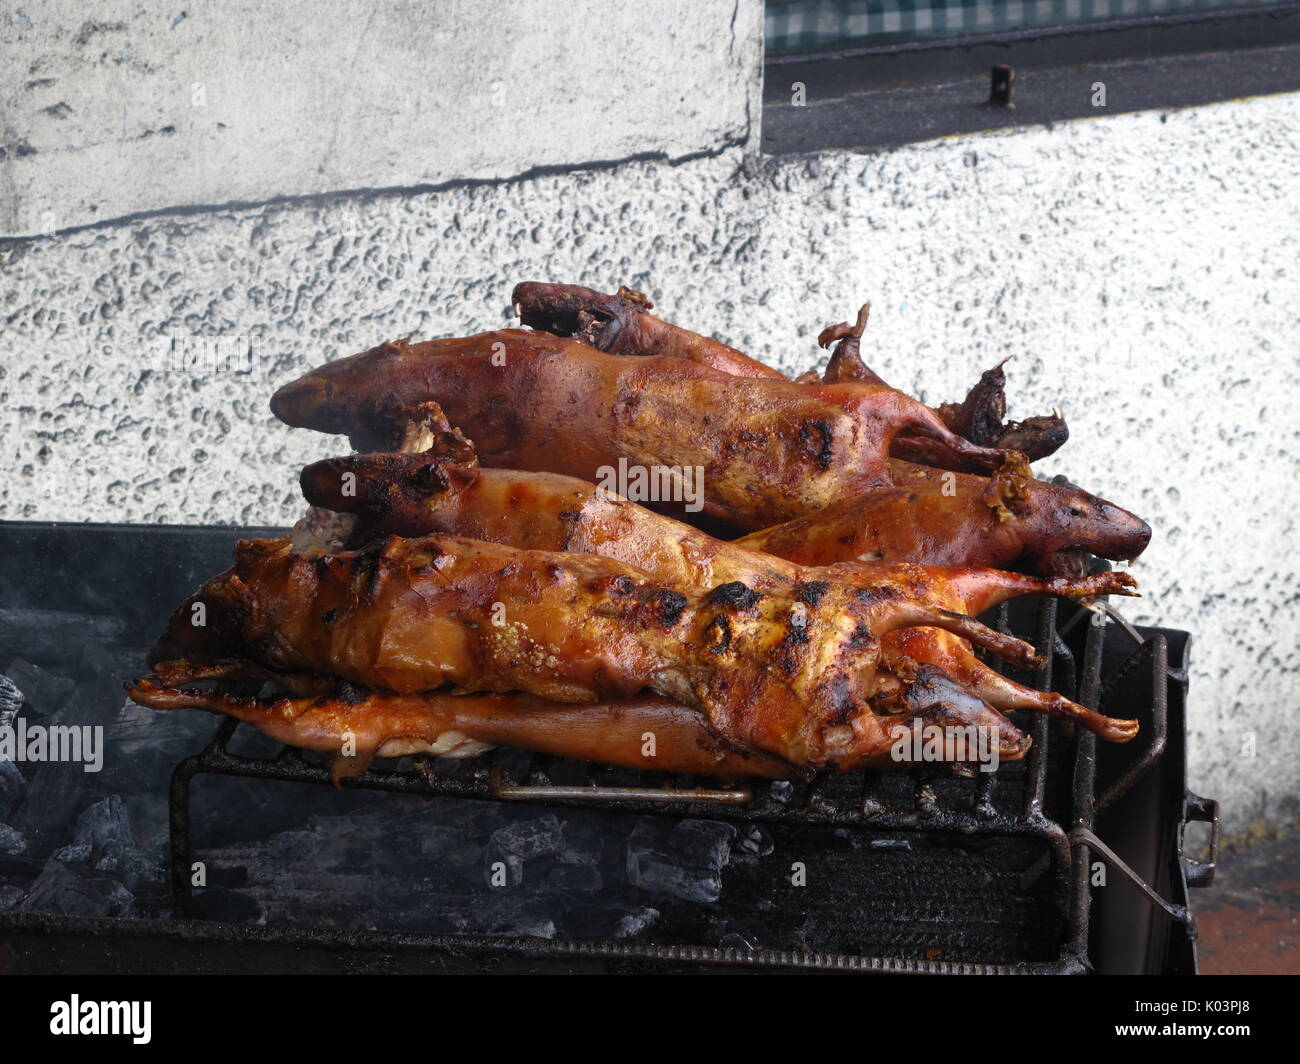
[0,0,761,237]
[2,94,1297,837]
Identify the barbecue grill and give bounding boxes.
[0,521,1216,974]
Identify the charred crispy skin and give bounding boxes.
[515,283,1070,462]
[738,458,1151,578]
[128,662,790,780]
[514,281,785,380]
[814,308,1070,468]
[270,329,1017,530]
[933,360,1069,461]
[300,453,1139,741]
[149,533,1055,769]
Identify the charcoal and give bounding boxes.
[51,796,159,890]
[0,610,128,664]
[16,858,134,917]
[545,862,603,893]
[481,813,564,887]
[475,896,557,939]
[0,822,27,856]
[613,906,659,939]
[626,819,736,904]
[418,827,484,889]
[265,829,324,865]
[0,674,21,727]
[0,885,23,911]
[99,697,215,787]
[768,779,794,803]
[0,757,23,818]
[490,814,563,860]
[718,855,777,912]
[734,824,775,860]
[484,848,524,887]
[10,658,131,854]
[5,658,76,717]
[674,820,736,867]
[555,818,605,868]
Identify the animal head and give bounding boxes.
[1004,474,1151,575]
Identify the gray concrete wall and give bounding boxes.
[0,4,1295,838]
[0,0,762,237]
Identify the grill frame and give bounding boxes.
[163,597,1169,974]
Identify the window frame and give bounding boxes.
[761,2,1300,152]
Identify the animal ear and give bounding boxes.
[982,463,1035,521]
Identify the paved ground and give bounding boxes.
[1195,830,1300,975]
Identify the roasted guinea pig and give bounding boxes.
[139,532,1073,773]
[737,458,1150,578]
[512,282,1069,462]
[129,663,791,781]
[268,329,1020,531]
[298,450,1140,741]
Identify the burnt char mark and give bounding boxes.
[707,581,761,610]
[335,680,370,705]
[795,580,830,607]
[824,674,857,725]
[610,574,637,596]
[358,549,386,604]
[412,461,449,492]
[646,588,688,628]
[348,537,406,605]
[775,627,809,675]
[848,622,874,649]
[322,608,337,625]
[703,614,732,655]
[783,624,811,646]
[853,584,904,605]
[799,419,834,470]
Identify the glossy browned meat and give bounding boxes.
[300,453,1139,741]
[128,661,789,780]
[738,458,1150,578]
[270,329,1017,530]
[514,283,1070,462]
[148,533,1057,769]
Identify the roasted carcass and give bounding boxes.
[139,533,1058,772]
[738,459,1150,577]
[269,330,1020,530]
[131,279,1154,784]
[513,281,1070,461]
[130,662,791,780]
[296,450,1139,741]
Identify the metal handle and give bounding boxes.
[1183,791,1220,888]
[1070,825,1193,926]
[489,767,752,805]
